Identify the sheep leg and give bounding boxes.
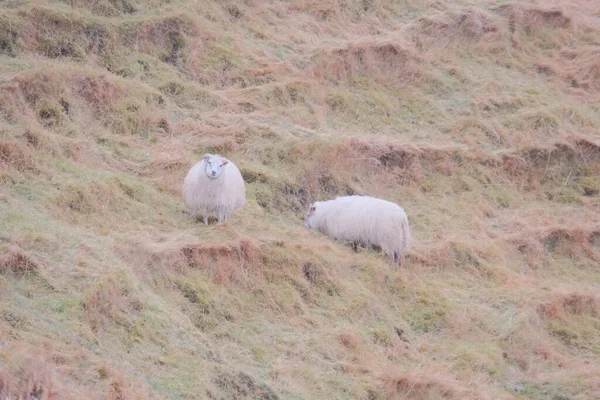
[203,215,208,225]
[351,242,359,252]
[393,252,403,267]
[217,212,223,224]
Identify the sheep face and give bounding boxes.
[203,155,229,179]
[304,203,317,229]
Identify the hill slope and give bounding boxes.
[1,0,600,399]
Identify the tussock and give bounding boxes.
[83,276,140,332]
[382,369,474,400]
[214,370,279,400]
[411,7,504,49]
[498,137,600,185]
[338,331,361,350]
[0,246,40,276]
[182,239,260,285]
[509,226,600,266]
[290,0,340,22]
[69,0,139,16]
[552,46,600,91]
[537,292,600,319]
[105,372,150,400]
[310,40,422,85]
[496,3,573,34]
[0,354,88,400]
[16,7,114,59]
[140,238,261,286]
[134,14,210,67]
[0,140,38,173]
[1,66,167,137]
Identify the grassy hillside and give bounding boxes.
[1,0,599,398]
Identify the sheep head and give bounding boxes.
[202,154,229,179]
[304,203,317,229]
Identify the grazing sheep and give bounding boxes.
[304,195,411,265]
[182,154,246,225]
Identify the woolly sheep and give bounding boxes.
[304,195,411,265]
[182,154,246,225]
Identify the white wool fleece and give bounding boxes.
[182,154,246,224]
[305,195,410,264]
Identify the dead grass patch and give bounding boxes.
[310,40,422,85]
[563,46,600,91]
[537,292,600,319]
[2,66,167,136]
[0,359,60,400]
[0,352,92,399]
[509,226,600,266]
[411,7,504,50]
[497,3,573,35]
[133,14,209,67]
[213,370,279,400]
[68,0,141,16]
[381,369,474,399]
[543,46,600,92]
[182,239,261,285]
[289,0,340,22]
[15,7,113,58]
[498,137,600,188]
[105,372,150,400]
[0,139,38,173]
[133,238,262,286]
[83,275,142,332]
[0,246,40,276]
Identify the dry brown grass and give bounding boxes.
[310,40,423,85]
[538,46,600,92]
[382,370,476,399]
[410,7,505,51]
[83,275,143,332]
[537,292,600,319]
[0,246,40,276]
[1,0,600,399]
[0,351,90,399]
[0,140,38,173]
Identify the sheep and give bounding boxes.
[182,154,246,225]
[304,195,411,265]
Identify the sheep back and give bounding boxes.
[309,195,410,262]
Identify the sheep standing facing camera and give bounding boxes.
[304,195,411,265]
[182,154,246,225]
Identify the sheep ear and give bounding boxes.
[221,159,229,166]
[202,154,210,162]
[309,205,316,213]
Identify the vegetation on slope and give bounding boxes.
[1,0,599,399]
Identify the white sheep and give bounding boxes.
[182,154,246,225]
[304,195,411,265]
